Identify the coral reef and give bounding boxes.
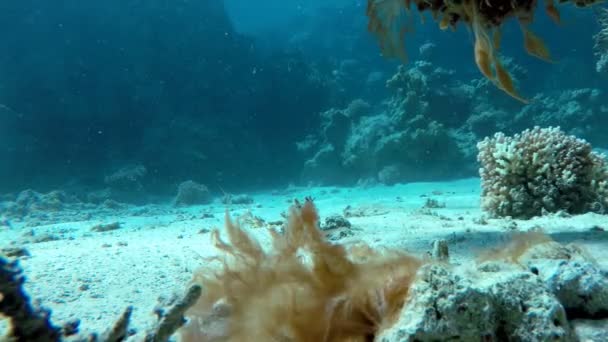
[366,0,602,101]
[522,243,608,318]
[513,88,608,141]
[482,230,608,319]
[595,8,608,74]
[380,263,573,340]
[381,230,608,340]
[0,189,135,227]
[478,126,608,218]
[299,100,373,184]
[384,62,471,127]
[100,164,149,203]
[174,181,213,206]
[104,164,147,193]
[301,61,475,185]
[280,5,393,106]
[0,190,81,222]
[301,52,608,187]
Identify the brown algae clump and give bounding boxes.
[366,0,603,102]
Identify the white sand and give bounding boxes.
[1,177,607,339]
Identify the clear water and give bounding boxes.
[1,1,607,340]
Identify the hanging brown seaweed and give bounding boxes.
[366,0,603,102]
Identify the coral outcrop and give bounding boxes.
[513,89,607,141]
[104,164,147,193]
[299,99,374,184]
[520,242,608,318]
[301,51,608,187]
[0,190,81,221]
[173,180,213,206]
[379,230,608,341]
[595,8,608,74]
[379,262,574,341]
[301,62,472,185]
[478,126,608,218]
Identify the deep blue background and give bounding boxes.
[0,0,605,196]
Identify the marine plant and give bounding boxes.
[366,0,603,102]
[181,198,422,341]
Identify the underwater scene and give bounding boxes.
[2,0,608,340]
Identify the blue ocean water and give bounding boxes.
[0,0,606,197]
[1,1,608,340]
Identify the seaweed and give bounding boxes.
[366,0,603,102]
[182,198,422,342]
[477,228,553,264]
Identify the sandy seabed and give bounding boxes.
[1,177,607,340]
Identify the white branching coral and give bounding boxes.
[477,127,608,219]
